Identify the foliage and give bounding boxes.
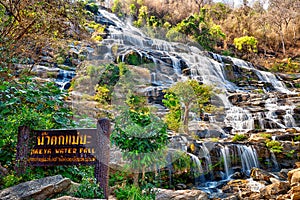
[112,0,123,17]
[232,134,248,142]
[0,75,74,167]
[270,58,300,73]
[95,63,128,104]
[94,85,111,104]
[74,177,104,199]
[0,0,88,70]
[234,36,258,53]
[294,135,300,141]
[115,184,156,200]
[134,5,149,27]
[162,93,181,131]
[259,133,272,139]
[166,10,226,50]
[164,79,214,133]
[172,151,192,172]
[111,94,168,185]
[85,2,99,15]
[266,140,283,153]
[109,168,130,186]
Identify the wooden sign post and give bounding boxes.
[15,118,111,199]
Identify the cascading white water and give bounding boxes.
[220,145,231,179]
[224,106,254,132]
[236,145,259,174]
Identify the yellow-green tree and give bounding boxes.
[165,80,213,133]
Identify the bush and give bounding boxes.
[74,177,104,199]
[232,134,248,142]
[115,185,155,200]
[233,36,258,53]
[266,140,283,153]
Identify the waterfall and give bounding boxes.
[235,145,259,174]
[220,145,231,179]
[188,153,206,183]
[224,107,254,132]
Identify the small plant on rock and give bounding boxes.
[232,134,248,142]
[266,140,283,153]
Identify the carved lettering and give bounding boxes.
[58,136,64,145]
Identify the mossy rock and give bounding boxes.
[120,51,154,66]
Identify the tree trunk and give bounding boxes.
[280,29,286,55]
[183,103,190,134]
[133,172,139,186]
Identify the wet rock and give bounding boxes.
[0,175,71,200]
[230,172,247,180]
[250,168,278,183]
[156,189,208,200]
[197,129,224,139]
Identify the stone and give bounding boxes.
[251,168,278,183]
[249,134,267,143]
[175,183,187,190]
[230,172,246,179]
[0,175,71,200]
[155,189,208,200]
[259,181,290,199]
[288,168,300,186]
[291,185,300,200]
[270,177,281,184]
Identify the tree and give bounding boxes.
[266,0,300,55]
[111,94,168,186]
[234,36,258,54]
[165,80,213,133]
[0,0,87,70]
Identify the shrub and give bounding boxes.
[74,177,104,198]
[266,140,283,153]
[259,133,272,139]
[115,185,155,200]
[233,36,258,53]
[232,134,248,142]
[294,135,300,141]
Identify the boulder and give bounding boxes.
[250,168,278,183]
[288,168,300,186]
[259,181,290,199]
[0,175,71,200]
[156,189,208,200]
[290,185,300,200]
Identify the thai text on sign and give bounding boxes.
[29,129,98,166]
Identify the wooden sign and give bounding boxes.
[15,118,111,199]
[29,129,97,166]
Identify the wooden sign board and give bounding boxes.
[15,119,111,199]
[29,129,97,166]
